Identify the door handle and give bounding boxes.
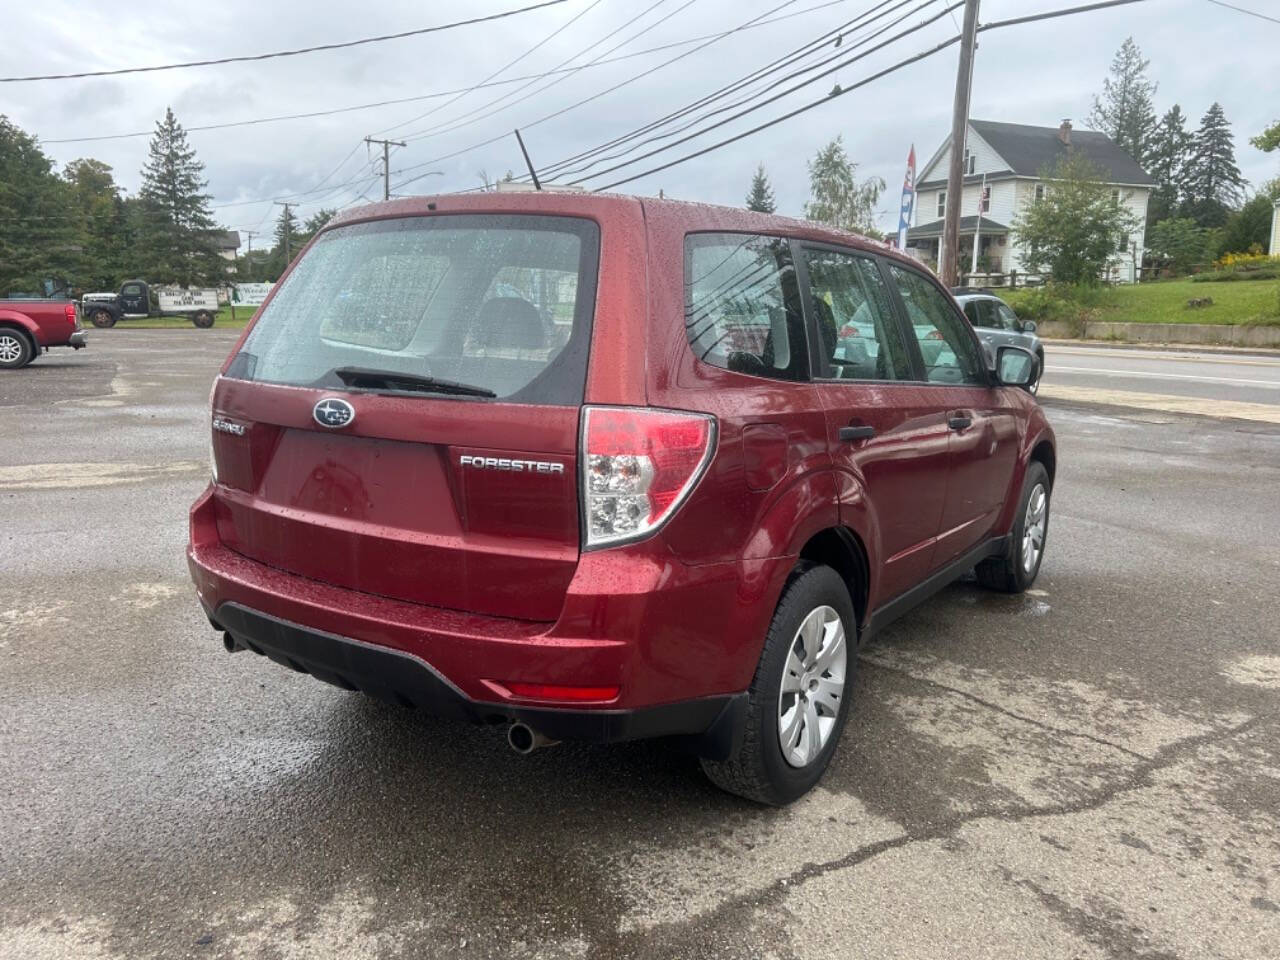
[839,425,876,442]
[947,415,973,431]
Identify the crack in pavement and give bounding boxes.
[858,655,1153,762]
[606,712,1272,954]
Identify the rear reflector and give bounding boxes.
[580,406,716,549]
[499,681,621,703]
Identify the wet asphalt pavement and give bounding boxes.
[2,331,1279,959]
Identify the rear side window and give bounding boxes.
[684,233,807,381]
[227,215,600,405]
[887,265,987,386]
[802,248,912,381]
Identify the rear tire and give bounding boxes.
[89,308,116,328]
[976,461,1050,593]
[192,311,215,328]
[0,329,34,369]
[1029,350,1044,394]
[700,565,856,805]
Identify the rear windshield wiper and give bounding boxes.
[331,366,497,398]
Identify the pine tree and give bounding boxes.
[1088,38,1158,164]
[268,205,301,277]
[138,107,220,286]
[745,164,776,213]
[803,137,884,235]
[1145,106,1193,224]
[1183,102,1246,228]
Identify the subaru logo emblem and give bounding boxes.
[313,397,356,429]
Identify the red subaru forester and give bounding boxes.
[188,191,1054,804]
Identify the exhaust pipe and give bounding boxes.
[222,632,245,653]
[507,722,559,754]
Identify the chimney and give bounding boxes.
[1058,119,1072,146]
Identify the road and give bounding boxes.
[1041,342,1280,421]
[2,331,1279,959]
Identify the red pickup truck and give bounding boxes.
[0,298,88,369]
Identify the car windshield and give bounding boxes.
[226,214,600,405]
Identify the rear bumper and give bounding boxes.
[187,485,791,746]
[68,331,88,349]
[213,601,745,753]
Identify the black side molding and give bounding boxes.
[863,535,1009,642]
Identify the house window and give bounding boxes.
[980,185,991,213]
[937,190,946,218]
[1112,189,1121,206]
[1118,234,1128,253]
[963,148,975,175]
[1034,184,1046,203]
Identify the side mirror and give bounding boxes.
[1019,319,1038,334]
[996,345,1038,389]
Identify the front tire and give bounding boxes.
[700,565,856,805]
[976,461,1050,593]
[89,309,116,328]
[0,329,34,369]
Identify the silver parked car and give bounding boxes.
[952,289,1044,394]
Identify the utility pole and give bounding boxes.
[365,136,407,201]
[272,202,294,263]
[940,0,980,288]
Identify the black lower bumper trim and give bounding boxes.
[213,602,745,757]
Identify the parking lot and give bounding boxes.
[3,330,1279,959]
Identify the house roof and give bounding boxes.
[907,216,1007,240]
[216,230,241,250]
[965,119,1156,186]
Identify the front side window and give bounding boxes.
[803,249,911,381]
[996,303,1020,330]
[685,233,807,381]
[226,215,599,405]
[888,264,987,386]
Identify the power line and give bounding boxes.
[373,0,610,136]
[1,1,570,82]
[389,0,804,178]
[1203,0,1280,24]
[39,1,852,145]
[398,0,690,144]
[594,33,962,192]
[587,0,1154,193]
[562,2,962,187]
[542,0,927,183]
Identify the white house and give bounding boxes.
[905,119,1155,283]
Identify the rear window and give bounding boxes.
[226,214,600,405]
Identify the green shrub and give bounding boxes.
[1190,267,1279,283]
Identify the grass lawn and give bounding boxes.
[97,305,252,329]
[1005,277,1280,327]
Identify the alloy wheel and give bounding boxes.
[777,605,847,768]
[1022,483,1048,574]
[0,334,23,364]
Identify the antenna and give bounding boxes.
[514,128,542,191]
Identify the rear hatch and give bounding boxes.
[210,213,600,622]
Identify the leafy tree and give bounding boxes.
[745,164,776,213]
[1146,217,1208,275]
[63,158,128,290]
[1088,37,1158,164]
[138,107,221,286]
[0,115,79,294]
[1183,102,1246,227]
[1011,153,1137,285]
[1251,120,1280,154]
[1217,195,1275,256]
[803,136,884,234]
[1145,106,1193,224]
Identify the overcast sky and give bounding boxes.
[5,0,1277,245]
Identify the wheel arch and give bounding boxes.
[1029,436,1056,488]
[797,526,870,637]
[0,320,38,354]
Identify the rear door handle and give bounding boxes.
[947,416,972,431]
[839,425,876,442]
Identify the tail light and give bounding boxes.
[838,325,860,339]
[580,406,716,549]
[64,303,77,324]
